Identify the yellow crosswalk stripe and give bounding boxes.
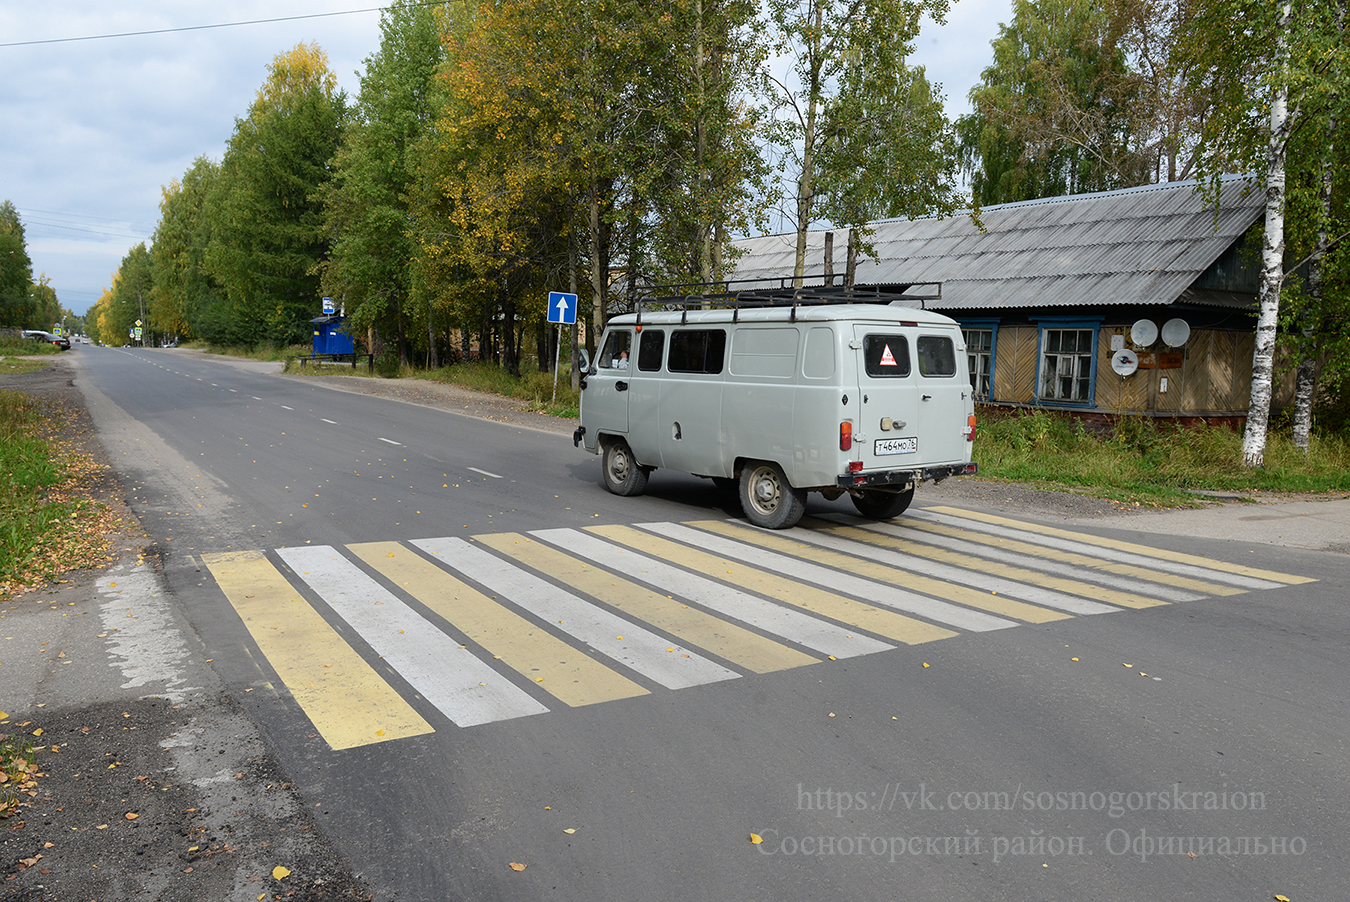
[477,533,818,674]
[691,519,1071,624]
[927,506,1315,585]
[202,550,433,750]
[347,542,647,708]
[805,519,1168,610]
[588,524,957,645]
[902,519,1246,597]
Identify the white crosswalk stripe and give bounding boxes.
[790,518,1118,616]
[632,521,1019,632]
[277,546,549,727]
[409,536,741,690]
[907,509,1285,591]
[530,527,894,658]
[850,518,1205,603]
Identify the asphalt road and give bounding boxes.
[18,345,1350,902]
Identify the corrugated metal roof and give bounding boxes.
[729,176,1264,310]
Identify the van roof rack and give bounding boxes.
[631,275,940,324]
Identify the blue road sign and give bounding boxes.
[547,291,578,325]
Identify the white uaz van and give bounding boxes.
[573,298,978,529]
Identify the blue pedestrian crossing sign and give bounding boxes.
[547,291,578,325]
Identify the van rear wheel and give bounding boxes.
[602,439,649,496]
[850,486,914,520]
[740,462,806,529]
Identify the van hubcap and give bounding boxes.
[751,469,781,511]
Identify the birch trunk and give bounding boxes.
[1241,0,1293,469]
[792,6,823,284]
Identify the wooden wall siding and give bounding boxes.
[1181,330,1210,411]
[991,324,1263,416]
[1211,331,1237,409]
[991,325,1039,401]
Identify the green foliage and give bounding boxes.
[150,157,224,342]
[206,43,347,347]
[321,0,447,362]
[0,201,35,329]
[0,391,67,585]
[763,0,958,276]
[957,0,1149,205]
[975,409,1350,502]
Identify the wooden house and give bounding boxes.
[728,176,1266,424]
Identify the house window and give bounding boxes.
[1039,327,1095,402]
[963,328,993,398]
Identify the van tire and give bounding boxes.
[850,486,914,520]
[602,439,649,496]
[740,462,806,529]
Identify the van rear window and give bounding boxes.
[863,335,911,377]
[668,329,727,374]
[917,335,957,376]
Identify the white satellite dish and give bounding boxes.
[1161,318,1191,348]
[1130,319,1159,347]
[1111,348,1139,376]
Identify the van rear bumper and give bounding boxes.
[835,461,978,489]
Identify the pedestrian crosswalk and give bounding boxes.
[200,508,1315,750]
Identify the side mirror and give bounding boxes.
[577,349,591,373]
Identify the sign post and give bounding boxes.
[547,292,578,403]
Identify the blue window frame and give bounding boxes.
[957,320,998,400]
[1032,318,1102,406]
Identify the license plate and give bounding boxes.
[874,436,918,455]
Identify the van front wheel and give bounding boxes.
[740,462,806,529]
[602,439,649,496]
[850,486,914,520]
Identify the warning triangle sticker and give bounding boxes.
[880,344,898,366]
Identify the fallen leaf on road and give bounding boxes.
[564,828,576,834]
[509,862,527,871]
[125,812,139,820]
[272,865,291,880]
[750,834,763,844]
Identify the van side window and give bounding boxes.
[668,329,727,374]
[863,335,911,377]
[638,330,664,371]
[599,330,631,369]
[917,335,957,377]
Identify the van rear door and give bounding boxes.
[912,330,971,465]
[853,326,921,472]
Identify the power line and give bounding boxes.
[0,6,389,48]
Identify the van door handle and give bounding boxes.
[616,381,628,392]
[922,394,932,401]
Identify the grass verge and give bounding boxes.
[419,361,581,418]
[179,340,307,362]
[0,730,41,819]
[975,409,1350,506]
[0,391,121,599]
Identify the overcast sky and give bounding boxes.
[1,1,1008,319]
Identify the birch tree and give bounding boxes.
[762,0,954,281]
[1181,0,1348,466]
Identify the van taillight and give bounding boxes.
[840,421,853,451]
[966,414,977,441]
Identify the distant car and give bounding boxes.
[21,329,70,350]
